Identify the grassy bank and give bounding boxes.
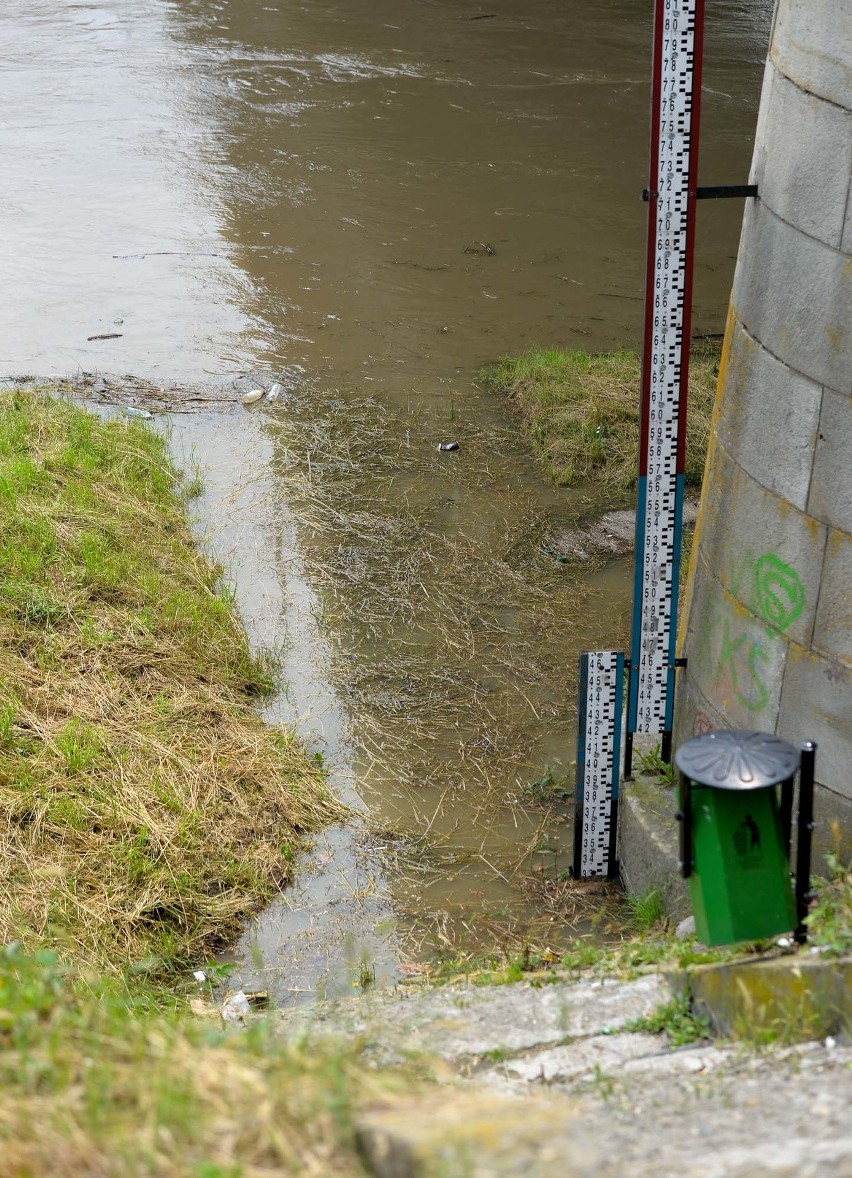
[0,390,343,974]
[0,946,386,1176]
[482,340,720,493]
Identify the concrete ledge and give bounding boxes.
[678,955,852,1040]
[617,773,690,922]
[356,1093,599,1178]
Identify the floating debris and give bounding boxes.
[266,382,282,402]
[123,404,153,420]
[87,332,124,341]
[241,388,265,406]
[437,441,460,452]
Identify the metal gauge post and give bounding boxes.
[573,651,625,879]
[627,0,705,763]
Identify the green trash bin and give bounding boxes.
[674,730,816,946]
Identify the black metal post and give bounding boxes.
[624,730,634,779]
[794,741,817,943]
[779,774,795,859]
[661,729,673,764]
[677,771,692,878]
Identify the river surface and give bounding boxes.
[1,0,773,1000]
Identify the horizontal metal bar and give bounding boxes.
[641,184,758,202]
[695,184,758,200]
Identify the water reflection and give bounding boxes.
[167,0,773,389]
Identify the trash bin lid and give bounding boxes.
[674,729,800,790]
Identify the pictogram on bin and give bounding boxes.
[674,730,816,946]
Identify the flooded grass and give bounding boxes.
[482,340,720,494]
[258,388,625,955]
[0,390,343,974]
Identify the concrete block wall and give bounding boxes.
[676,0,852,850]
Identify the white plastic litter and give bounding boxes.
[776,937,792,948]
[193,970,206,983]
[221,990,251,1022]
[241,388,265,406]
[266,382,282,402]
[124,405,153,419]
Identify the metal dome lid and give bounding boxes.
[674,729,800,790]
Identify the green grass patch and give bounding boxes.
[0,390,344,974]
[623,993,712,1046]
[0,944,387,1175]
[481,340,719,493]
[807,845,852,956]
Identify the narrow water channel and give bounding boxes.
[2,0,773,1000]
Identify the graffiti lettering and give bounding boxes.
[716,616,769,712]
[694,710,713,736]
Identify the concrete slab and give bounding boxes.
[617,774,690,922]
[493,1032,664,1085]
[283,973,673,1064]
[355,1091,601,1178]
[619,1042,736,1076]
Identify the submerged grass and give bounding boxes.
[0,389,343,973]
[481,340,719,493]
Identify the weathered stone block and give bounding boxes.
[778,644,852,802]
[808,389,852,532]
[772,0,852,109]
[714,317,822,510]
[691,445,826,650]
[673,674,731,750]
[733,200,851,395]
[355,1092,601,1178]
[812,528,852,667]
[683,956,852,1039]
[750,63,852,249]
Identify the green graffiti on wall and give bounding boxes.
[752,553,805,633]
[691,552,806,717]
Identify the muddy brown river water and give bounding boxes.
[1,0,773,1000]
